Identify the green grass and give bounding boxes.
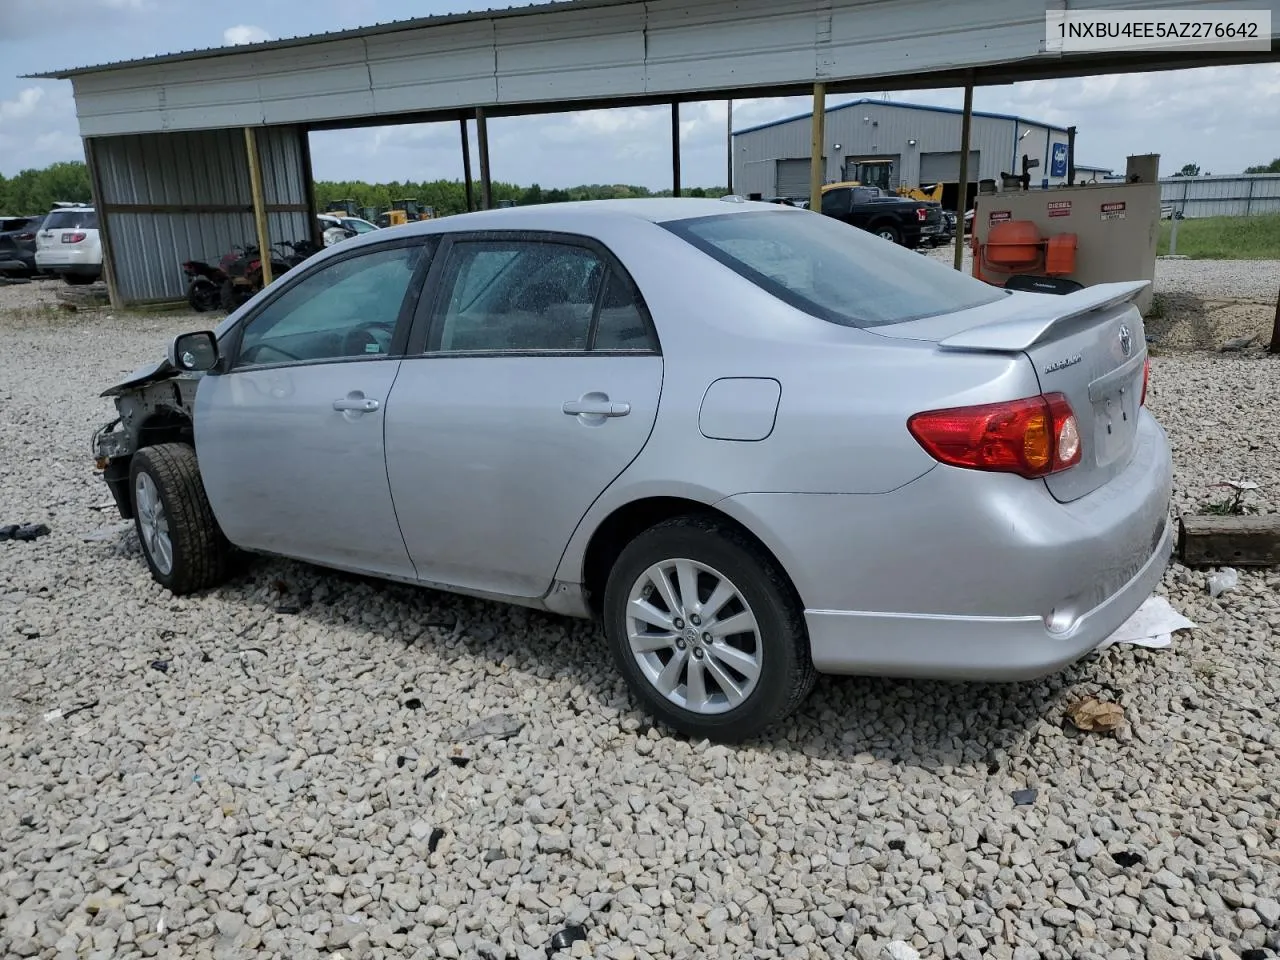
[1157,213,1280,260]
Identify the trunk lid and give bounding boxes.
[870,281,1149,502]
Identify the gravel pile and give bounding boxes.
[2,295,1279,960]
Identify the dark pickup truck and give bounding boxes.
[819,185,943,248]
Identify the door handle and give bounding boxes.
[333,395,380,413]
[562,398,630,418]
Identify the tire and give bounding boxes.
[129,443,233,595]
[188,278,219,312]
[871,223,902,245]
[219,279,247,313]
[602,514,816,743]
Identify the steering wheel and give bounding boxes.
[342,321,395,357]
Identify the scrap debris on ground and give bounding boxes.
[1,276,1279,959]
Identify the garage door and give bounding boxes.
[775,159,822,198]
[919,151,980,184]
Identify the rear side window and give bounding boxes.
[43,210,97,230]
[664,210,1004,328]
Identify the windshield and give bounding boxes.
[664,209,1004,328]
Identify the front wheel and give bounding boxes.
[130,444,233,595]
[188,278,219,312]
[602,515,816,743]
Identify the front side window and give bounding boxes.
[665,210,1005,328]
[434,240,607,352]
[234,243,424,368]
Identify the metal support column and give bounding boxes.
[672,102,682,197]
[244,126,272,286]
[475,107,492,210]
[809,82,826,211]
[953,80,974,272]
[726,99,734,193]
[460,118,475,213]
[298,129,323,252]
[82,137,122,309]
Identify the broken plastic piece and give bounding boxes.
[449,756,470,769]
[1208,567,1238,598]
[403,697,423,711]
[150,660,170,673]
[1011,788,1038,806]
[428,828,445,854]
[451,713,525,743]
[1065,697,1125,734]
[423,765,439,780]
[1112,850,1143,867]
[546,924,588,956]
[1095,595,1195,651]
[273,604,300,615]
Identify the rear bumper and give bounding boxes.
[804,515,1172,679]
[39,262,101,278]
[718,409,1174,680]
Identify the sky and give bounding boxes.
[2,0,1279,190]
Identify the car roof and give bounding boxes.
[387,197,800,237]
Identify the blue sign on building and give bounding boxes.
[1051,142,1069,178]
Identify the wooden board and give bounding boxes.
[1178,514,1280,567]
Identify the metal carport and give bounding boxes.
[26,0,1280,308]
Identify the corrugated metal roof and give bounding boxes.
[732,98,1070,137]
[25,0,634,79]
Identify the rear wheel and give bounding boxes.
[872,223,902,245]
[602,515,816,742]
[130,444,233,595]
[219,279,249,313]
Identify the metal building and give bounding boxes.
[27,0,1280,306]
[733,99,1081,200]
[1160,173,1280,218]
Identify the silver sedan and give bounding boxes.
[94,198,1173,742]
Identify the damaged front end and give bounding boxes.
[92,365,204,519]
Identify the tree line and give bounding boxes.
[1,161,726,218]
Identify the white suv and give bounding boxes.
[35,205,102,284]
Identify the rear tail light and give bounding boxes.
[908,393,1081,478]
[62,232,87,244]
[1140,356,1150,406]
[17,232,35,241]
[916,207,929,221]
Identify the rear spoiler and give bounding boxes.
[938,280,1149,352]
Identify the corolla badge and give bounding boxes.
[1118,323,1133,357]
[1044,354,1082,374]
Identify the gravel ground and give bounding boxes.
[1,285,1279,960]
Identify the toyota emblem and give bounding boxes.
[1118,323,1133,357]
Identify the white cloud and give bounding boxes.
[0,88,46,124]
[223,24,272,46]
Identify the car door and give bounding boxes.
[384,232,663,599]
[820,187,853,224]
[194,237,433,578]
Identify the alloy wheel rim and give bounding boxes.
[625,558,762,715]
[134,472,174,575]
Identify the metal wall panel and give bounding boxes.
[1159,175,1280,218]
[60,0,1280,137]
[91,127,310,303]
[734,102,1067,198]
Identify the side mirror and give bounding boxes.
[168,331,219,372]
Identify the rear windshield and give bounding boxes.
[44,209,97,230]
[663,209,1004,328]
